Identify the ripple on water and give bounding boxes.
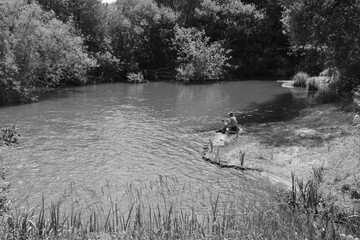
[0,81,291,210]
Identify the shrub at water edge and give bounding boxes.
[292,71,309,88]
[307,76,330,92]
[0,1,96,103]
[126,72,148,83]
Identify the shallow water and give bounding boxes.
[0,81,295,211]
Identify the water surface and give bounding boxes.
[0,81,294,211]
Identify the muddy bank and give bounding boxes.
[203,104,360,212]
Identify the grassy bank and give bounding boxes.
[0,173,359,239]
[203,101,360,237]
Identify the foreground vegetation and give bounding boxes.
[0,171,359,239]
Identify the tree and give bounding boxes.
[35,0,123,81]
[0,0,96,103]
[35,0,72,22]
[172,25,231,82]
[241,0,295,75]
[36,0,112,52]
[154,0,202,25]
[194,0,270,76]
[109,0,178,70]
[281,0,360,91]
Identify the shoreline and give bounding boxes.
[203,103,360,211]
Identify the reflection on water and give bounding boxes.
[0,81,298,209]
[240,92,308,124]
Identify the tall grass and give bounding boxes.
[239,150,246,167]
[291,72,340,105]
[277,169,360,239]
[0,199,315,239]
[1,174,359,239]
[307,77,319,91]
[306,76,330,92]
[292,71,309,88]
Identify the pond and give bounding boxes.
[0,81,302,213]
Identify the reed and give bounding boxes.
[239,150,245,167]
[1,175,359,239]
[208,139,213,153]
[312,165,325,183]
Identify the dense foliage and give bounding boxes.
[194,0,291,76]
[0,126,18,146]
[109,0,178,70]
[0,0,358,104]
[0,0,96,103]
[281,0,360,91]
[172,26,230,82]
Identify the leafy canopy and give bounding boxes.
[172,25,231,82]
[0,0,96,93]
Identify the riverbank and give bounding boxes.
[205,103,360,212]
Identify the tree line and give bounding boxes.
[0,0,359,104]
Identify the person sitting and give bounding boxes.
[216,118,230,133]
[228,112,239,132]
[216,112,239,134]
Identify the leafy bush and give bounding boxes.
[174,63,195,83]
[126,72,148,83]
[292,71,309,88]
[0,1,96,102]
[172,26,231,83]
[307,76,330,92]
[1,126,19,146]
[92,51,123,82]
